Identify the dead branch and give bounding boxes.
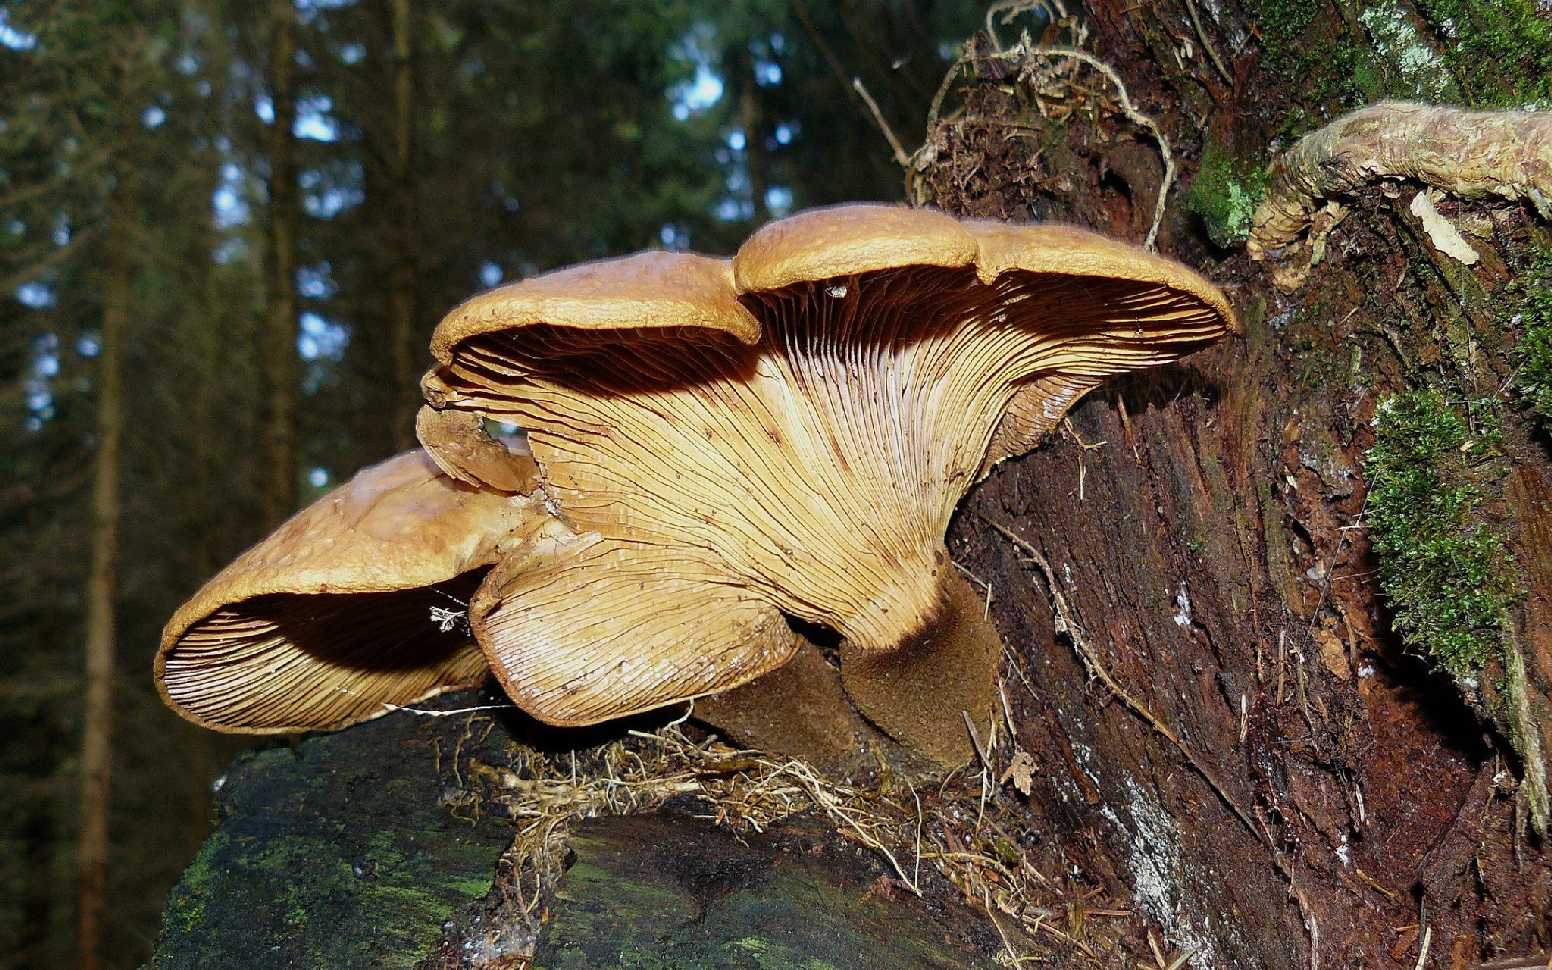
[1250,101,1552,287]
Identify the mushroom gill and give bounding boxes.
[420,204,1237,765]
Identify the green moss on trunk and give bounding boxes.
[1363,388,1519,677]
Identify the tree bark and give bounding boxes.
[262,0,299,524]
[389,0,420,451]
[78,209,127,970]
[914,2,1552,965]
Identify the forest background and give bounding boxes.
[0,2,995,965]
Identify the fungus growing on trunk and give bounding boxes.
[157,449,559,733]
[419,204,1236,765]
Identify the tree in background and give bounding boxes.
[0,1,986,965]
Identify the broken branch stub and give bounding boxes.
[420,203,1236,766]
[1250,101,1552,289]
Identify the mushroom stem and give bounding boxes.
[840,568,1002,768]
[693,635,897,776]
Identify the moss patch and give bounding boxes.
[149,710,513,969]
[1364,388,1519,677]
[532,814,996,970]
[1510,251,1552,431]
[1183,145,1267,249]
[1414,0,1552,107]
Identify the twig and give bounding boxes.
[853,78,911,167]
[1182,0,1231,85]
[1413,925,1432,970]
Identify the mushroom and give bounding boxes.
[156,449,561,733]
[418,204,1237,765]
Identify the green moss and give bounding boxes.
[1183,145,1268,249]
[162,831,230,933]
[1510,251,1552,430]
[1358,1,1461,102]
[1415,0,1552,107]
[1364,388,1519,677]
[1251,0,1549,141]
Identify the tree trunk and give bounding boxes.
[915,2,1552,966]
[78,212,127,970]
[389,0,420,451]
[735,45,771,224]
[262,0,299,523]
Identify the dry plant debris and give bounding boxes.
[437,713,1136,969]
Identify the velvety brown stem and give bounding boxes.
[840,568,1002,768]
[694,635,889,776]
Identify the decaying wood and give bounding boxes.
[909,1,1552,966]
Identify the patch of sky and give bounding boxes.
[6,219,24,238]
[142,105,167,129]
[478,261,502,288]
[255,95,275,124]
[338,42,365,65]
[727,129,747,151]
[774,122,795,145]
[17,282,54,309]
[296,0,355,25]
[298,311,349,362]
[716,198,754,221]
[297,262,337,299]
[764,186,794,216]
[212,238,246,265]
[0,11,38,51]
[52,216,70,246]
[307,467,330,488]
[294,94,337,141]
[669,26,724,122]
[300,161,364,218]
[659,224,689,250]
[77,333,101,358]
[213,171,248,229]
[754,59,782,86]
[176,52,200,75]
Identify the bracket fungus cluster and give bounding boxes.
[158,204,1235,769]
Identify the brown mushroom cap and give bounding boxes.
[156,450,558,733]
[419,204,1236,729]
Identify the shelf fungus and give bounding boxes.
[156,449,562,733]
[417,204,1237,766]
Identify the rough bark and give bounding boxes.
[262,0,300,524]
[78,212,127,970]
[908,2,1552,966]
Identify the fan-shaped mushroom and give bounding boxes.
[418,204,1237,764]
[156,449,561,733]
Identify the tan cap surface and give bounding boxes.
[157,450,556,733]
[733,203,977,292]
[429,250,761,365]
[416,404,540,494]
